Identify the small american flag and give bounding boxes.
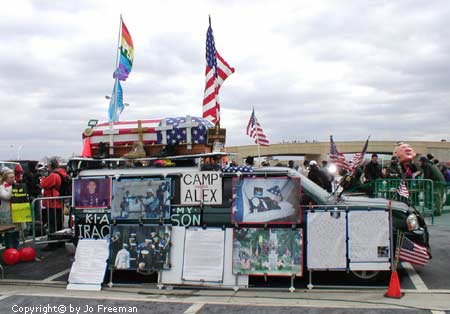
[350,137,369,173]
[329,135,351,172]
[202,17,235,125]
[399,236,429,266]
[246,108,270,146]
[397,179,409,198]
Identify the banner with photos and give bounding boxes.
[110,225,171,271]
[111,178,171,220]
[232,177,301,224]
[233,228,303,276]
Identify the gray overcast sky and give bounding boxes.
[1,0,449,160]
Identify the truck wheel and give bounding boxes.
[351,270,380,281]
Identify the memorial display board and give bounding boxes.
[348,210,391,271]
[160,227,248,288]
[307,210,347,270]
[73,177,111,209]
[182,228,225,282]
[111,177,171,219]
[232,177,301,224]
[233,228,303,276]
[110,225,171,271]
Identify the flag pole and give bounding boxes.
[108,15,122,156]
[257,137,261,167]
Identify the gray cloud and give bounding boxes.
[1,0,449,160]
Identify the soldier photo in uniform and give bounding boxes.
[110,225,171,271]
[73,177,111,208]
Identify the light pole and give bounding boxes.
[10,144,23,160]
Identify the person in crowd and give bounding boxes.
[364,153,383,196]
[40,159,68,249]
[245,156,254,167]
[288,160,295,169]
[77,179,107,207]
[321,160,333,192]
[0,170,15,225]
[419,156,446,215]
[299,160,310,176]
[364,153,384,182]
[14,164,24,183]
[385,156,402,179]
[440,164,450,184]
[308,161,330,191]
[23,161,41,199]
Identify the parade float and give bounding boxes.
[65,17,428,297]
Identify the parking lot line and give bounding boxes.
[42,268,71,282]
[401,262,428,291]
[183,303,204,314]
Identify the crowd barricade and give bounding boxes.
[374,178,444,218]
[31,196,72,246]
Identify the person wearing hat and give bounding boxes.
[307,161,331,191]
[364,153,384,196]
[419,156,446,215]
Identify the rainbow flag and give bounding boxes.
[114,18,134,81]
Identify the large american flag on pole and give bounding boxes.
[246,108,269,146]
[329,135,351,171]
[399,236,430,266]
[202,17,235,125]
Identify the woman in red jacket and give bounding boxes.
[40,159,68,248]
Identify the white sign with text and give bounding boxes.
[180,171,222,205]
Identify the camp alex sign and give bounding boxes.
[180,171,222,205]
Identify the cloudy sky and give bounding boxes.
[1,0,449,160]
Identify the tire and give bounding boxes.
[351,270,381,281]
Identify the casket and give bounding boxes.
[83,116,214,158]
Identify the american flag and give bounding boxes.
[267,185,282,197]
[222,165,253,173]
[156,117,213,145]
[85,117,212,147]
[397,179,409,198]
[350,137,369,173]
[246,109,270,146]
[202,17,235,125]
[329,135,351,172]
[399,236,429,266]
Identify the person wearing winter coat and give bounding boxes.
[0,170,15,225]
[39,159,68,242]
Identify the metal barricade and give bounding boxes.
[31,196,72,245]
[374,179,437,217]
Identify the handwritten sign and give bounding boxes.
[180,172,222,205]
